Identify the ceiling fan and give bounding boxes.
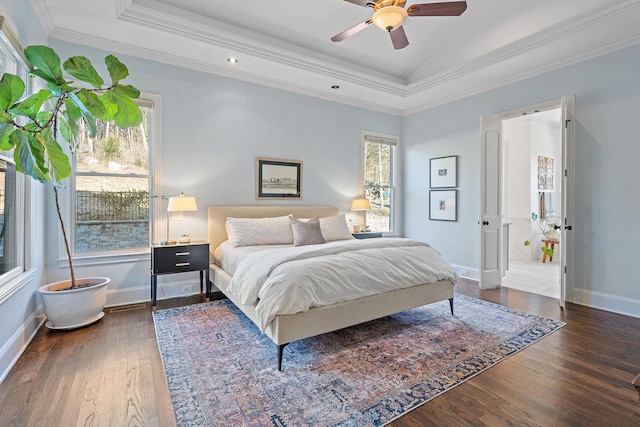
[331,0,467,50]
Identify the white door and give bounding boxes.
[479,115,502,288]
[559,95,575,308]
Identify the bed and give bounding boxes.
[207,205,458,370]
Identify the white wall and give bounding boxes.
[403,43,640,317]
[45,39,403,306]
[0,0,48,383]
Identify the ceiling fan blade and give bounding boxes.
[331,19,373,42]
[342,0,375,7]
[407,1,467,17]
[389,26,409,50]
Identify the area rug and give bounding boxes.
[153,294,564,426]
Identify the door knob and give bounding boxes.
[553,225,561,230]
[482,221,489,225]
[565,225,572,230]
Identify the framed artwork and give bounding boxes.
[430,155,457,188]
[546,157,554,173]
[429,190,457,221]
[538,173,546,190]
[256,158,302,199]
[546,174,553,190]
[538,156,546,173]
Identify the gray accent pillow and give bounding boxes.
[289,216,327,246]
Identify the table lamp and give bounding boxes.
[351,198,371,232]
[163,192,198,245]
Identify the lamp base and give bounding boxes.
[160,240,177,246]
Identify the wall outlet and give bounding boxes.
[459,268,469,277]
[180,285,192,295]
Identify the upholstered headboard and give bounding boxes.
[207,205,339,251]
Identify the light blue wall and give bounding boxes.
[403,44,640,315]
[0,0,48,382]
[46,39,402,305]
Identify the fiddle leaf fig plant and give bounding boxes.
[0,45,143,288]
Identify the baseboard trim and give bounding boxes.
[571,287,640,319]
[0,306,45,385]
[452,264,479,281]
[105,277,205,307]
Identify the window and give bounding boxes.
[73,101,153,253]
[362,133,398,234]
[0,24,27,291]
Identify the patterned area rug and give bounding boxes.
[153,294,564,426]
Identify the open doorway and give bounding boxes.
[501,109,562,299]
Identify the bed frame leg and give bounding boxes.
[278,344,288,371]
[449,297,454,315]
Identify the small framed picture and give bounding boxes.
[256,158,302,199]
[430,155,458,188]
[538,156,546,173]
[546,157,554,174]
[429,190,457,221]
[538,173,546,190]
[546,174,553,190]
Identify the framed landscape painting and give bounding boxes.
[256,158,302,199]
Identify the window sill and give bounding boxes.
[57,249,151,268]
[0,268,37,305]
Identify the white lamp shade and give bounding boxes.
[351,198,372,211]
[167,193,198,212]
[372,6,408,31]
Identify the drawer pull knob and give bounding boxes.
[176,252,190,256]
[175,262,191,267]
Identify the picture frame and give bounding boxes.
[429,190,457,221]
[256,158,302,199]
[430,155,457,188]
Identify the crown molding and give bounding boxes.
[117,0,406,95]
[47,27,404,116]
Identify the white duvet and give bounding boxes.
[226,238,458,331]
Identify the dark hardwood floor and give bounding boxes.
[1,280,639,426]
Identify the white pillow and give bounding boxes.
[319,214,354,241]
[225,216,293,247]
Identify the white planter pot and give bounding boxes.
[39,277,110,329]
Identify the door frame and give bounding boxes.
[480,97,575,306]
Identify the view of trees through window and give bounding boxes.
[364,137,394,233]
[74,107,151,252]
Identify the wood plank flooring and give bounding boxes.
[1,281,639,426]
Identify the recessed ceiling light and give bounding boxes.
[227,57,238,64]
[331,85,340,89]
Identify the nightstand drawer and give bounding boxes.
[153,244,209,274]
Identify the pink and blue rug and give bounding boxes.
[153,294,564,426]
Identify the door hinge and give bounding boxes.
[564,169,567,177]
[565,119,571,128]
[564,266,567,274]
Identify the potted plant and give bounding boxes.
[524,212,558,258]
[0,45,143,329]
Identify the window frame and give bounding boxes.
[65,94,160,262]
[0,19,29,300]
[360,131,399,236]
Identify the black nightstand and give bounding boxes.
[151,240,210,310]
[352,232,383,239]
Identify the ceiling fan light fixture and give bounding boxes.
[372,6,408,32]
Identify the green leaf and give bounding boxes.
[113,84,140,99]
[43,133,71,184]
[113,94,142,128]
[0,109,13,123]
[12,131,48,183]
[98,91,118,121]
[63,97,82,123]
[24,46,64,86]
[0,123,15,150]
[77,89,106,119]
[63,56,104,88]
[102,87,142,128]
[29,68,60,86]
[0,73,26,111]
[67,91,97,137]
[524,240,531,247]
[11,89,54,121]
[105,55,128,85]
